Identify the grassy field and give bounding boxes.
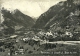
[0,43,80,56]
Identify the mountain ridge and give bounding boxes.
[33,0,80,30]
[1,8,35,35]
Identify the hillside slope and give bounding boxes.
[33,0,80,30]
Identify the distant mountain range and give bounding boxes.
[33,0,80,30]
[1,0,80,35]
[1,8,35,35]
[1,8,35,28]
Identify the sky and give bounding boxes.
[1,0,66,18]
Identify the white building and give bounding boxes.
[65,31,73,37]
[46,31,53,36]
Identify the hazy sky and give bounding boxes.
[1,0,66,18]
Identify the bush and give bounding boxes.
[28,51,33,54]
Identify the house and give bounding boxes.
[22,38,30,41]
[15,49,24,55]
[65,31,73,37]
[10,35,17,39]
[45,31,53,36]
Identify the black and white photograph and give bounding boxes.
[0,0,80,56]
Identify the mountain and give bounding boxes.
[33,0,80,30]
[11,9,35,27]
[1,8,35,28]
[1,8,35,35]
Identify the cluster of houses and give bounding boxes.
[0,27,80,55]
[20,28,80,43]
